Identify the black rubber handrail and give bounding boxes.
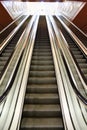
[0,51,23,104]
[59,31,87,105]
[62,52,87,105]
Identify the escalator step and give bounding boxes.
[27,84,58,93]
[31,60,53,65]
[21,118,63,130]
[0,61,6,65]
[72,51,82,55]
[34,49,51,53]
[25,93,59,104]
[32,56,52,60]
[34,46,51,49]
[79,63,87,68]
[77,58,87,63]
[33,52,52,56]
[29,71,55,77]
[30,65,54,71]
[23,104,61,117]
[81,68,87,74]
[1,52,11,57]
[28,77,56,84]
[0,57,9,61]
[74,54,84,58]
[71,48,79,51]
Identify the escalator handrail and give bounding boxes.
[0,15,29,54]
[56,15,87,56]
[59,31,87,105]
[49,16,87,105]
[0,16,36,104]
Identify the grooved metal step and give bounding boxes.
[30,65,54,71]
[26,84,58,93]
[25,93,59,104]
[21,118,63,130]
[28,77,56,84]
[29,71,55,77]
[32,56,52,60]
[33,52,52,56]
[34,45,51,49]
[31,60,53,65]
[34,48,51,52]
[23,104,61,117]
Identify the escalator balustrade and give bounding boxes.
[54,16,87,80]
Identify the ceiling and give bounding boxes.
[22,0,63,1]
[0,0,87,2]
[21,0,87,2]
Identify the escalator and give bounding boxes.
[0,16,31,78]
[54,17,87,81]
[20,16,64,130]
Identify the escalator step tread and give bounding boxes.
[34,46,51,49]
[28,77,56,84]
[81,68,87,74]
[79,63,87,68]
[29,71,55,77]
[30,65,54,71]
[31,60,53,65]
[26,93,58,99]
[21,117,63,130]
[25,93,59,104]
[27,84,57,93]
[74,54,84,58]
[23,104,61,117]
[77,59,87,63]
[32,56,52,60]
[33,53,52,56]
